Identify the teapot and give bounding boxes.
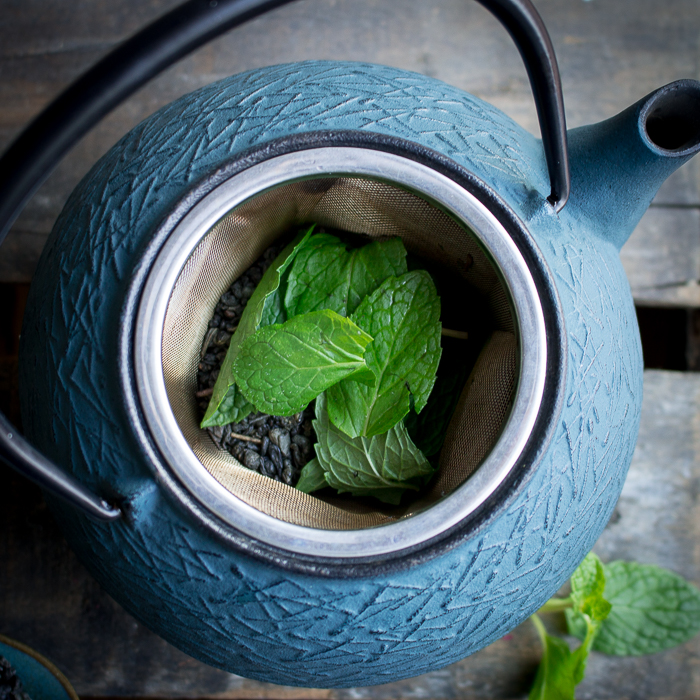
[2,0,699,689]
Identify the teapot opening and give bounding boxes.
[134,147,547,557]
[643,81,700,153]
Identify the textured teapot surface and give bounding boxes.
[21,60,700,687]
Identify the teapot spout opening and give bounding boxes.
[641,80,700,156]
[567,79,700,250]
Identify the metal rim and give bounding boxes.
[134,147,547,558]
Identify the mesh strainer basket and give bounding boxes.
[135,147,546,557]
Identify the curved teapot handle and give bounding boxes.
[476,0,570,210]
[0,0,569,521]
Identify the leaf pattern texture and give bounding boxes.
[312,393,434,505]
[284,235,407,318]
[233,310,373,416]
[326,270,441,437]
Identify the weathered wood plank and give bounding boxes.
[2,369,699,699]
[577,370,700,699]
[621,205,700,307]
[1,0,699,292]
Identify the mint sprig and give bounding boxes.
[326,271,442,438]
[566,560,700,656]
[531,552,700,699]
[528,615,589,700]
[203,227,445,502]
[530,553,611,700]
[284,234,408,318]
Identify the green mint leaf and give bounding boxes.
[325,372,409,440]
[205,383,257,428]
[531,556,611,700]
[528,633,577,700]
[258,230,316,327]
[201,227,314,427]
[232,310,373,416]
[284,235,408,318]
[312,392,434,505]
[530,607,600,700]
[404,336,472,457]
[326,270,442,437]
[529,614,584,700]
[343,237,408,315]
[283,233,349,317]
[564,608,589,641]
[574,561,700,656]
[295,457,327,493]
[570,552,612,624]
[570,620,597,686]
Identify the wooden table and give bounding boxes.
[2,1,700,698]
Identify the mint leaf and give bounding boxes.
[565,608,588,642]
[201,227,314,427]
[296,457,327,493]
[528,630,578,700]
[570,561,700,656]
[283,233,349,317]
[570,552,612,624]
[344,238,408,315]
[529,614,595,700]
[232,310,373,416]
[206,383,257,429]
[326,271,442,437]
[404,336,472,457]
[284,235,408,318]
[564,552,611,649]
[311,392,434,505]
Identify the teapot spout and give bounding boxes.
[566,79,700,250]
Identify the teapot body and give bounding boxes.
[19,61,643,687]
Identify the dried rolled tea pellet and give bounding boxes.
[0,655,32,700]
[243,450,261,471]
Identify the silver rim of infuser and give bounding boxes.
[135,147,547,558]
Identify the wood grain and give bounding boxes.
[622,206,700,307]
[0,0,699,299]
[2,3,700,697]
[1,369,699,698]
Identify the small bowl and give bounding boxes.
[0,635,79,700]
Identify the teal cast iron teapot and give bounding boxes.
[2,0,700,689]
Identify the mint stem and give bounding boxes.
[530,613,547,648]
[441,328,469,340]
[538,596,574,613]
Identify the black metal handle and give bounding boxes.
[0,0,569,521]
[475,0,570,210]
[0,413,120,521]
